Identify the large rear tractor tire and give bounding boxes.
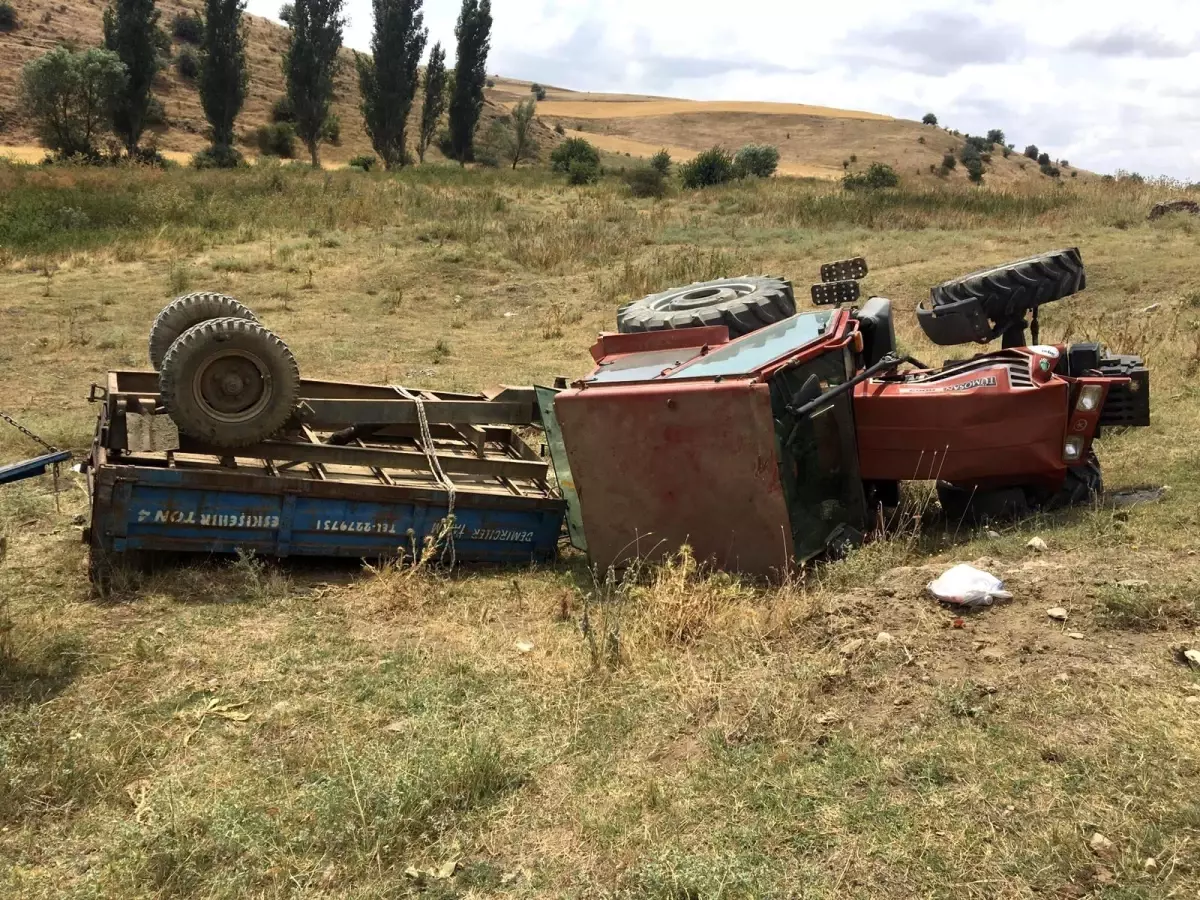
[159,317,300,448]
[149,292,259,370]
[617,276,795,337]
[929,249,1086,324]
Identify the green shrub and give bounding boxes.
[966,158,984,183]
[553,122,565,135]
[942,153,957,170]
[1024,144,1039,160]
[566,158,600,185]
[986,128,1005,145]
[1037,151,1050,166]
[348,154,376,171]
[626,166,667,199]
[734,143,779,178]
[176,47,199,79]
[1040,162,1060,178]
[0,0,17,30]
[255,122,296,158]
[550,137,600,174]
[322,113,341,146]
[171,11,203,44]
[842,162,900,190]
[922,112,937,125]
[530,82,546,101]
[678,146,735,189]
[144,96,167,127]
[271,96,294,123]
[649,148,671,175]
[1060,159,1069,168]
[191,145,246,168]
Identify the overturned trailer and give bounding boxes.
[84,369,566,585]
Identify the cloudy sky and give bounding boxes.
[246,0,1200,179]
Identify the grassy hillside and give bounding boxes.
[0,0,555,165]
[2,1,1075,183]
[1,161,1199,896]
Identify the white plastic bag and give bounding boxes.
[927,564,1013,609]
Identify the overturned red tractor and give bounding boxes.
[546,250,1150,576]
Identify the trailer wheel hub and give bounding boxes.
[193,351,272,424]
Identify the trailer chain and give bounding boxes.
[1,409,64,507]
[392,387,457,568]
[0,410,60,453]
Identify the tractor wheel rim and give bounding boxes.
[192,350,273,424]
[650,283,755,311]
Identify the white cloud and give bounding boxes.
[246,0,1200,178]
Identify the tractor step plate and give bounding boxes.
[820,257,868,283]
[811,280,861,306]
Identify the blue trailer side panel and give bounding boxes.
[94,463,564,566]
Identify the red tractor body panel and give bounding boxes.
[853,348,1085,487]
[554,378,794,575]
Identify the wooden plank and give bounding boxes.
[178,437,549,481]
[298,398,535,429]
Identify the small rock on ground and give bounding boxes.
[1089,832,1116,858]
[1047,607,1069,621]
[1027,537,1048,552]
[875,632,895,646]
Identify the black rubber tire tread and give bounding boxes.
[616,275,796,336]
[930,249,1085,322]
[936,483,1031,527]
[1042,453,1104,511]
[160,317,299,448]
[149,292,259,370]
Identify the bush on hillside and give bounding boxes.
[144,96,167,126]
[678,146,735,189]
[171,11,203,44]
[965,158,984,183]
[0,0,17,31]
[550,137,600,174]
[176,47,199,79]
[566,158,600,185]
[348,154,377,171]
[842,162,900,190]
[553,122,564,135]
[626,166,667,199]
[942,153,957,170]
[191,145,246,168]
[1037,152,1050,166]
[256,122,296,158]
[322,113,341,146]
[530,82,546,101]
[1024,144,1039,160]
[734,143,779,178]
[922,112,937,125]
[986,128,1005,145]
[649,148,671,175]
[1040,162,1060,178]
[271,96,294,123]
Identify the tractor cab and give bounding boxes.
[552,305,872,574]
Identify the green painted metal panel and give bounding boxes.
[535,386,587,551]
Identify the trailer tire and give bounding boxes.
[149,292,259,370]
[616,276,795,337]
[160,317,299,448]
[929,248,1086,323]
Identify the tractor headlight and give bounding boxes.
[1063,436,1085,462]
[1077,385,1104,412]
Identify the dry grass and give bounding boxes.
[1,164,1200,898]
